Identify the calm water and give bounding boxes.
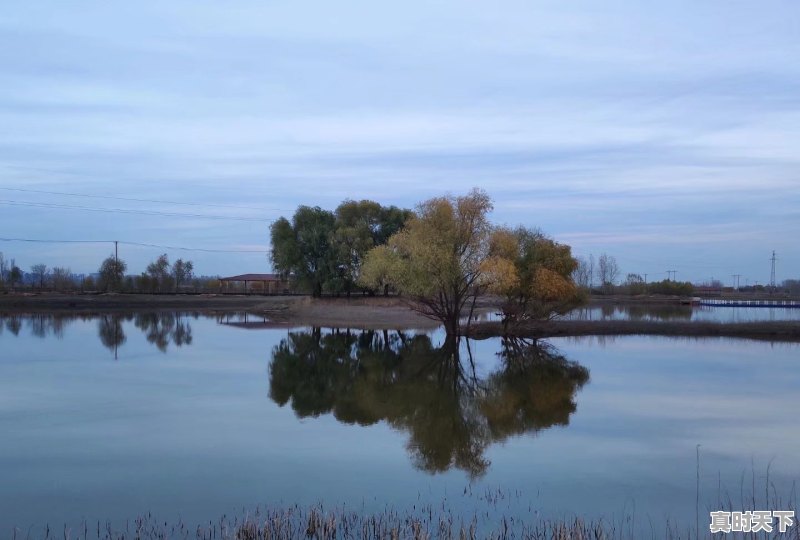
[563,303,800,322]
[1,312,799,535]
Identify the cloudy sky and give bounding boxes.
[0,1,798,283]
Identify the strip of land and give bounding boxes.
[466,319,800,341]
[1,293,798,339]
[0,293,439,329]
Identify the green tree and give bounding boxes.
[98,256,127,292]
[624,273,646,295]
[483,227,583,333]
[360,188,493,335]
[333,200,413,296]
[647,279,694,296]
[270,206,337,297]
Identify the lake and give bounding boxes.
[1,311,798,536]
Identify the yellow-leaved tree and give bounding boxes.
[482,227,583,334]
[359,188,493,336]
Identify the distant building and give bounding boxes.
[218,273,292,294]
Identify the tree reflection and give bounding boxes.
[269,329,589,477]
[133,313,194,352]
[98,314,128,352]
[0,312,195,356]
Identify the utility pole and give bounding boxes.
[770,250,777,292]
[667,270,677,282]
[115,240,118,266]
[643,273,648,284]
[732,274,741,291]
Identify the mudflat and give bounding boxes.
[0,293,438,329]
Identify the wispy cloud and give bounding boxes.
[0,0,797,280]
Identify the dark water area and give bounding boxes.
[1,312,798,536]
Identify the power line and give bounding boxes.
[0,237,112,244]
[0,237,266,254]
[0,186,283,212]
[0,199,275,222]
[121,241,266,254]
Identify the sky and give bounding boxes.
[0,0,798,284]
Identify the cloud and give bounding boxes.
[0,0,797,278]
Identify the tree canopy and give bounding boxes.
[98,256,127,292]
[359,188,493,335]
[483,227,583,332]
[270,201,413,297]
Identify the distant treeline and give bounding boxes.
[0,251,222,293]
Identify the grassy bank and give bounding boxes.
[13,501,800,539]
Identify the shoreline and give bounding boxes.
[465,319,800,341]
[1,293,798,339]
[0,293,439,330]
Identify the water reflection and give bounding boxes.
[0,312,198,354]
[268,329,589,477]
[563,303,800,322]
[565,304,694,321]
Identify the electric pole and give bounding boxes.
[732,274,741,291]
[115,240,118,266]
[770,250,777,292]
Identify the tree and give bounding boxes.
[270,206,337,297]
[596,253,619,293]
[332,200,413,296]
[624,273,646,295]
[782,279,800,295]
[9,266,22,290]
[0,252,7,288]
[98,256,127,292]
[483,227,583,333]
[647,279,694,296]
[31,264,49,288]
[171,259,194,291]
[146,254,173,292]
[360,188,493,336]
[572,256,592,290]
[82,275,96,292]
[51,267,73,291]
